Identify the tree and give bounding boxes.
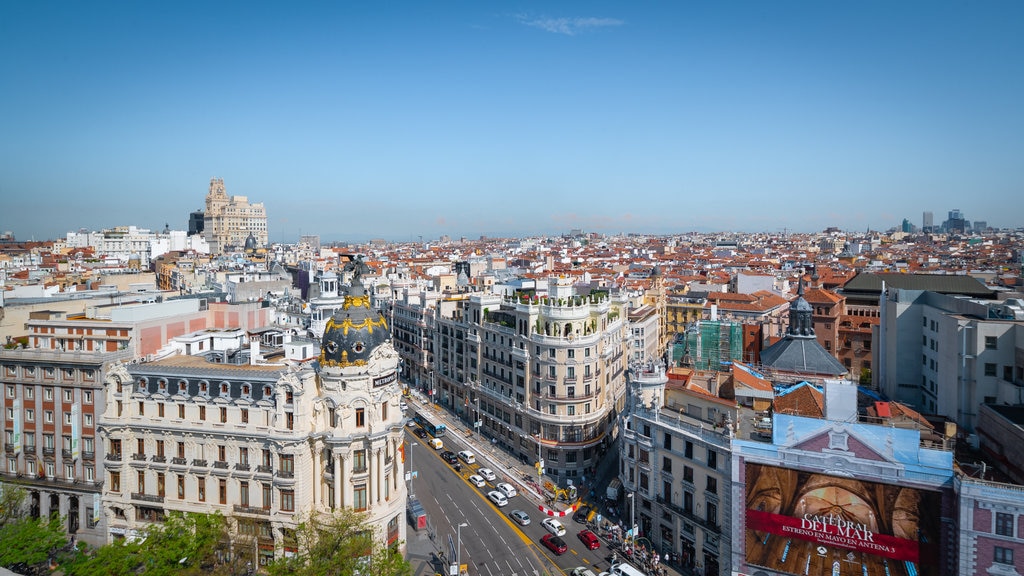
[63,511,245,576]
[0,484,70,574]
[265,508,411,576]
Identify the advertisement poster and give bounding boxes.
[744,463,941,576]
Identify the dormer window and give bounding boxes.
[199,381,208,395]
[137,378,148,392]
[241,384,250,397]
[220,383,229,396]
[176,380,188,394]
[264,385,272,398]
[158,379,167,393]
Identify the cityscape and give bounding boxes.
[3,2,1024,576]
[0,179,1022,575]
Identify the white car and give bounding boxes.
[478,468,497,481]
[541,517,566,536]
[468,474,485,487]
[457,450,476,464]
[496,482,517,498]
[487,490,508,507]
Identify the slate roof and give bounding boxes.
[842,272,993,298]
[760,335,848,376]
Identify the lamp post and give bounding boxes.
[408,442,418,497]
[456,522,468,576]
[627,492,636,553]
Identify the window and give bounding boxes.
[110,471,121,492]
[707,450,717,469]
[241,409,248,424]
[381,402,388,421]
[156,440,165,458]
[138,402,144,416]
[281,489,295,511]
[178,476,185,499]
[218,445,227,462]
[262,483,272,509]
[137,471,146,493]
[683,466,693,484]
[64,411,72,425]
[219,479,227,504]
[985,363,998,377]
[158,403,164,418]
[662,456,672,473]
[64,389,73,402]
[6,384,14,398]
[240,481,250,507]
[567,405,575,416]
[684,441,693,459]
[280,454,294,476]
[178,404,185,419]
[986,336,998,350]
[198,478,206,501]
[353,485,367,511]
[286,413,294,430]
[994,546,1013,565]
[199,406,206,421]
[239,447,249,467]
[157,473,166,497]
[220,407,227,423]
[706,502,718,526]
[706,477,718,494]
[44,410,54,423]
[996,512,1015,537]
[353,450,367,472]
[137,438,145,456]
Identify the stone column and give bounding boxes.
[333,450,343,509]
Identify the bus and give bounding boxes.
[412,411,447,437]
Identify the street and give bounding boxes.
[405,399,620,576]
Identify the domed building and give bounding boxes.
[312,257,408,550]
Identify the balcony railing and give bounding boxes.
[278,469,294,478]
[152,455,166,463]
[655,495,720,533]
[213,461,229,469]
[255,465,273,474]
[106,452,122,461]
[233,504,270,516]
[82,451,95,460]
[131,492,165,504]
[42,447,55,456]
[132,453,147,461]
[236,463,251,471]
[171,457,188,465]
[192,459,208,467]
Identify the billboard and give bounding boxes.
[744,462,941,576]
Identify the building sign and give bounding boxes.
[71,403,81,460]
[12,400,21,452]
[373,372,397,388]
[744,462,941,576]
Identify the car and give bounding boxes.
[572,568,598,576]
[413,428,427,438]
[487,490,508,507]
[468,474,485,487]
[495,482,517,498]
[540,534,567,555]
[440,451,458,465]
[508,510,531,526]
[478,468,497,481]
[399,401,408,411]
[572,503,593,523]
[541,517,566,536]
[577,529,600,550]
[457,450,476,464]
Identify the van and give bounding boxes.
[609,563,646,576]
[429,438,443,450]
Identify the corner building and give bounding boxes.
[100,267,406,563]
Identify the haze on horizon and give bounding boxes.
[1,1,1022,243]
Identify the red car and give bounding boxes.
[577,529,601,550]
[541,534,568,555]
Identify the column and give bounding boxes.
[376,448,382,503]
[312,444,321,506]
[333,450,342,509]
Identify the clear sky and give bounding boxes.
[2,1,1022,242]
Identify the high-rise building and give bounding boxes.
[203,178,268,254]
[923,211,934,233]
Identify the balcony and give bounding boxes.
[192,459,208,468]
[131,492,165,504]
[42,447,55,457]
[171,457,188,466]
[235,463,251,471]
[151,455,167,463]
[277,469,294,479]
[62,449,73,458]
[255,465,273,475]
[655,495,720,533]
[132,453,147,461]
[4,443,14,454]
[233,504,270,516]
[106,452,122,461]
[82,451,95,461]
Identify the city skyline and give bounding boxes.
[2,1,1023,242]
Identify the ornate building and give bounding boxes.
[99,259,406,563]
[202,178,268,254]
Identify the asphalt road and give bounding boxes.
[406,424,618,576]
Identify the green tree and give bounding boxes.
[63,511,245,576]
[265,508,411,576]
[0,484,71,574]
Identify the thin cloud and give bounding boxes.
[516,14,623,36]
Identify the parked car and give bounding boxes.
[468,474,486,487]
[487,490,509,507]
[577,529,600,550]
[540,534,567,555]
[457,450,476,464]
[496,482,517,498]
[478,468,497,481]
[508,510,531,526]
[541,518,566,536]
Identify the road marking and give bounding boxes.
[571,549,579,556]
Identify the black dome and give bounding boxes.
[319,260,389,368]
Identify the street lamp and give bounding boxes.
[456,522,468,576]
[627,492,636,553]
[408,442,418,497]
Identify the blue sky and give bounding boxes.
[1,1,1022,242]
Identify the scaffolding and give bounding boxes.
[675,320,743,371]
